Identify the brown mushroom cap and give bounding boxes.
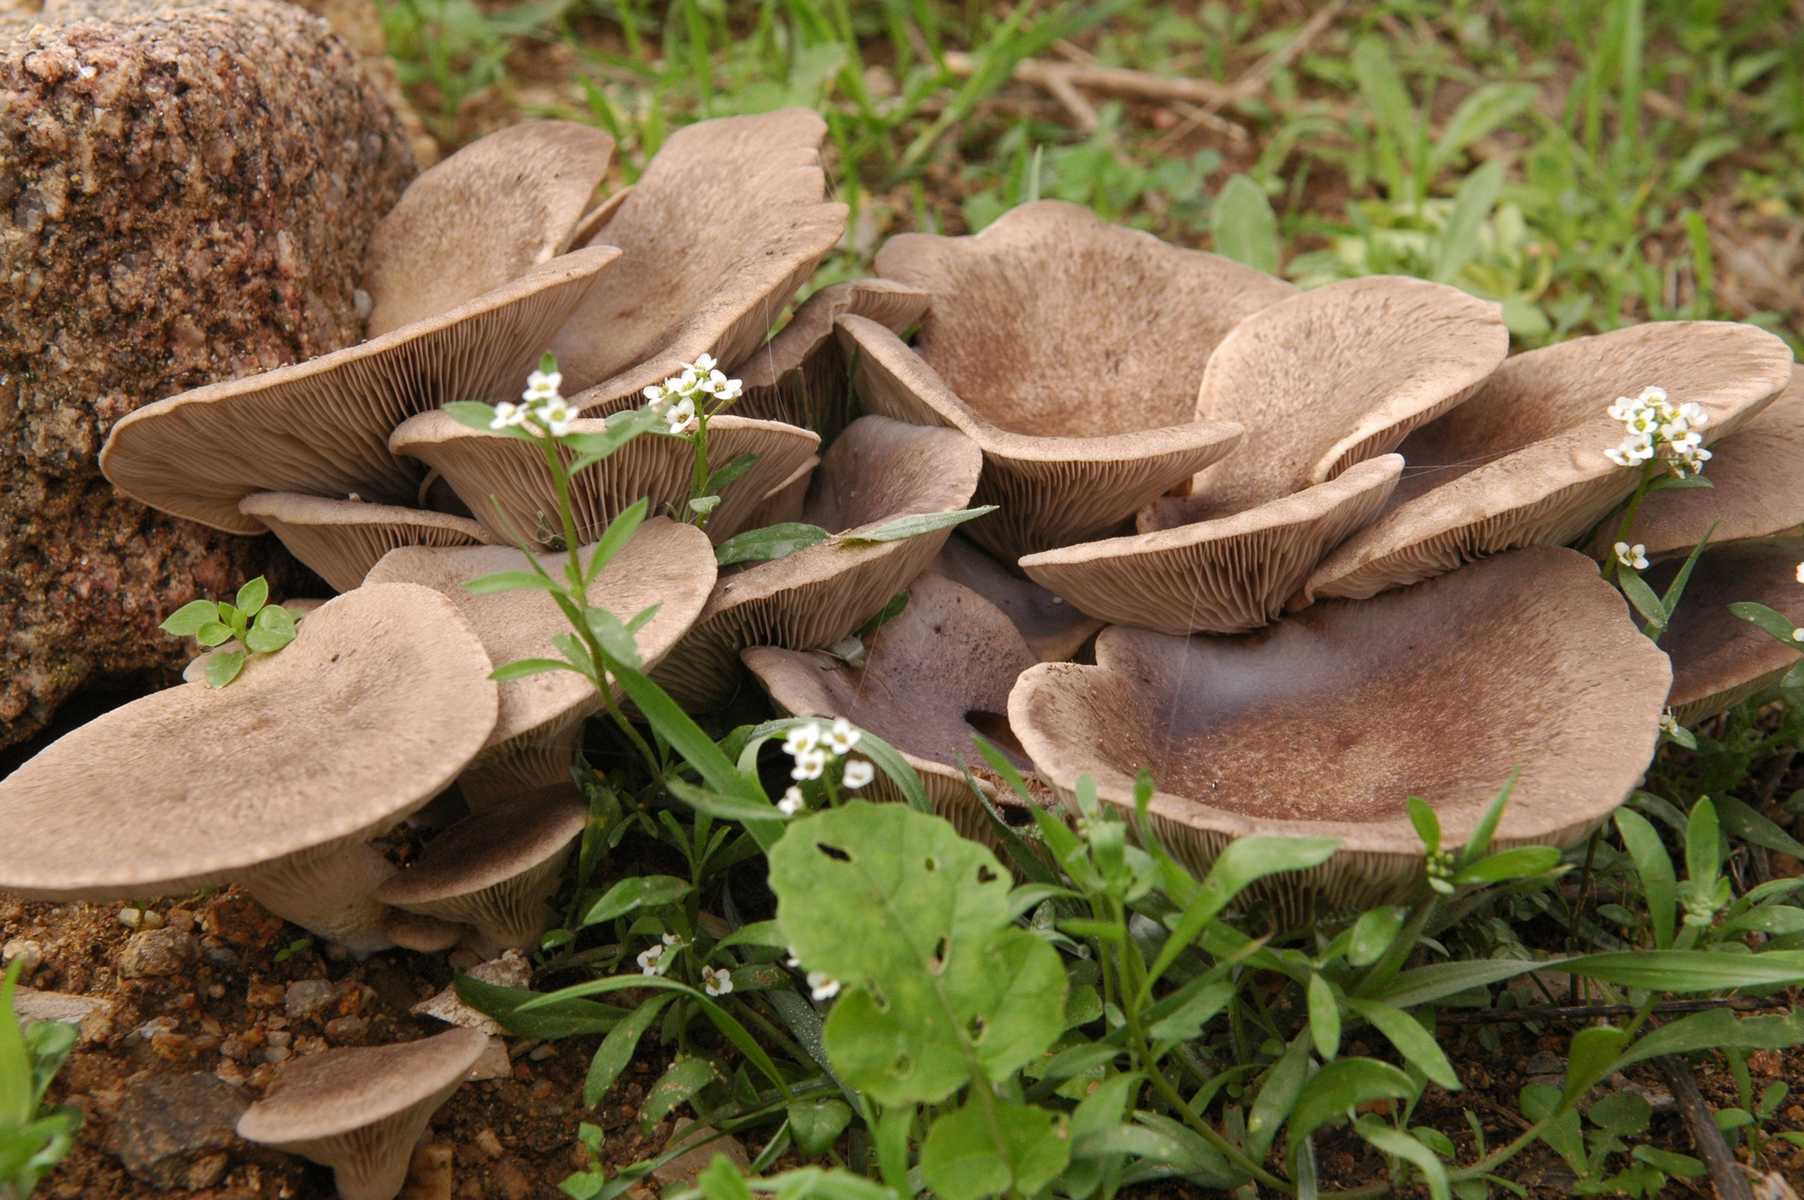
[1307,321,1794,602]
[733,279,931,435]
[553,108,849,404]
[377,785,587,954]
[388,409,820,548]
[1607,365,1804,561]
[1653,537,1804,723]
[237,1027,488,1200]
[365,121,615,337]
[100,245,622,532]
[653,416,981,708]
[928,534,1102,662]
[839,313,1242,560]
[740,455,820,531]
[0,584,499,949]
[1009,547,1670,920]
[365,519,717,795]
[742,575,1050,843]
[1020,454,1403,635]
[238,493,491,593]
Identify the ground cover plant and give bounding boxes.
[3,2,1804,1199]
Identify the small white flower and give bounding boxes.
[783,724,823,757]
[807,971,840,1002]
[842,759,875,790]
[637,945,666,976]
[692,353,718,373]
[662,931,682,947]
[777,786,805,816]
[1659,711,1682,737]
[663,397,698,435]
[526,367,562,395]
[792,747,828,782]
[827,717,861,755]
[643,383,666,405]
[714,377,743,402]
[535,398,577,437]
[1792,628,1804,644]
[701,965,733,997]
[1613,542,1649,571]
[1795,562,1804,585]
[784,949,802,968]
[490,401,526,430]
[677,367,700,392]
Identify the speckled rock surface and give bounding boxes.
[0,0,415,749]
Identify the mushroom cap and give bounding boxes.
[377,785,586,907]
[365,121,615,337]
[0,584,499,899]
[100,245,621,533]
[1020,455,1403,635]
[839,313,1242,560]
[1307,321,1795,602]
[928,534,1102,662]
[1187,276,1508,510]
[733,279,931,434]
[554,108,849,403]
[236,1025,487,1145]
[742,574,1047,841]
[1009,547,1670,916]
[365,519,717,758]
[653,416,981,707]
[1608,365,1804,560]
[740,455,819,531]
[1654,537,1804,723]
[389,409,820,548]
[238,492,491,593]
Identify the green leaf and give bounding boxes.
[582,875,692,926]
[1352,37,1421,176]
[1565,950,1804,992]
[1348,908,1405,968]
[565,405,663,473]
[787,1099,853,1158]
[875,1105,913,1197]
[838,507,998,546]
[1,959,30,1122]
[1060,1072,1142,1197]
[1375,958,1557,1007]
[196,621,235,648]
[1432,159,1505,282]
[771,802,1066,1105]
[454,975,624,1038]
[1561,1025,1629,1107]
[695,1157,752,1200]
[1407,797,1441,853]
[233,576,268,617]
[1288,1058,1415,1159]
[1211,174,1280,273]
[666,778,782,826]
[641,1057,718,1129]
[444,400,513,434]
[1348,999,1459,1091]
[1686,796,1721,889]
[159,599,221,638]
[583,498,651,585]
[584,606,642,669]
[1730,601,1803,649]
[1452,845,1562,887]
[205,650,246,688]
[254,604,297,638]
[920,1100,1069,1200]
[464,569,560,595]
[243,626,290,654]
[1429,83,1536,173]
[1246,1031,1312,1162]
[1519,1082,1586,1174]
[1619,571,1668,628]
[1614,809,1676,949]
[705,452,761,495]
[1456,774,1518,868]
[1355,1117,1452,1200]
[1614,1008,1804,1072]
[1144,977,1234,1043]
[585,995,675,1107]
[1308,974,1342,1060]
[491,658,590,681]
[715,523,831,566]
[1715,795,1804,860]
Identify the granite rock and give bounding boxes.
[0,0,414,750]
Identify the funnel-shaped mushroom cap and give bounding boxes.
[734,279,931,434]
[553,109,849,403]
[366,121,615,337]
[389,410,819,549]
[237,1027,488,1200]
[840,314,1242,561]
[1308,321,1794,602]
[1653,537,1804,723]
[929,535,1102,662]
[654,416,982,708]
[366,519,717,782]
[377,786,587,954]
[743,575,1048,843]
[100,245,622,532]
[1188,277,1508,508]
[1021,455,1403,635]
[238,493,491,593]
[741,455,819,531]
[1009,548,1670,919]
[0,583,496,898]
[1610,365,1804,561]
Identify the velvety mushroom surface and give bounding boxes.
[743,575,1046,841]
[1653,537,1804,723]
[653,415,981,708]
[929,534,1102,662]
[1009,548,1670,916]
[1308,321,1795,602]
[238,492,492,593]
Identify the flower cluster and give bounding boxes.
[784,949,840,1001]
[779,717,875,807]
[641,352,744,436]
[636,930,683,976]
[490,363,577,437]
[1603,386,1710,477]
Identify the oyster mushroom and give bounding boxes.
[1009,548,1670,920]
[237,493,491,593]
[236,1027,489,1200]
[365,519,717,805]
[0,585,499,952]
[652,416,982,708]
[377,786,587,955]
[1652,537,1804,723]
[743,575,1051,843]
[1307,321,1794,602]
[928,534,1102,662]
[837,200,1268,559]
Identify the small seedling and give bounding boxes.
[159,577,299,687]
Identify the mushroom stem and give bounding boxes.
[240,839,399,955]
[314,1110,434,1200]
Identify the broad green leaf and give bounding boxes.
[838,507,998,545]
[1729,601,1802,648]
[1614,809,1675,949]
[159,599,220,638]
[1407,796,1440,853]
[1614,1008,1804,1072]
[875,1105,913,1197]
[205,650,246,688]
[453,975,624,1038]
[1432,159,1504,282]
[1308,974,1342,1060]
[463,569,560,595]
[1355,1117,1451,1200]
[585,606,642,669]
[196,621,235,648]
[1060,1072,1142,1197]
[1374,958,1558,1007]
[233,576,268,617]
[1348,999,1459,1090]
[1288,1059,1415,1159]
[243,625,290,654]
[1519,1083,1586,1174]
[1348,907,1405,967]
[585,995,675,1106]
[705,452,761,496]
[696,1156,753,1200]
[582,875,692,925]
[1452,845,1561,887]
[1073,1119,1239,1189]
[715,523,831,566]
[254,604,297,638]
[920,1099,1069,1200]
[787,1099,853,1158]
[1565,949,1804,992]
[1618,571,1668,628]
[565,404,664,473]
[583,498,650,585]
[1686,797,1721,888]
[1715,795,1804,860]
[1246,1030,1312,1162]
[1210,174,1279,274]
[1561,1025,1629,1106]
[641,1056,718,1128]
[1144,977,1234,1043]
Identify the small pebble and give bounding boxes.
[118,907,143,929]
[265,1030,292,1049]
[473,1127,504,1160]
[284,979,334,1022]
[165,908,195,932]
[262,1045,291,1065]
[205,983,225,999]
[2,938,43,972]
[528,1044,555,1062]
[325,1015,369,1044]
[117,928,197,978]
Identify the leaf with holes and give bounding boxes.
[769,802,1067,1105]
